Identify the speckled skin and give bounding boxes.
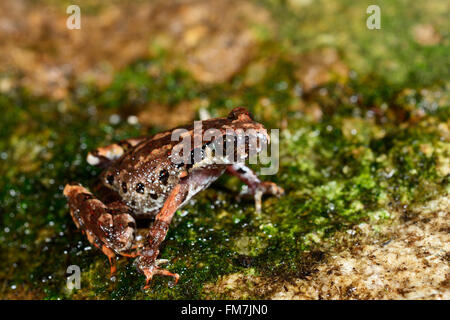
[63,107,284,288]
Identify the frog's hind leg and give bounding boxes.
[226,164,284,212]
[87,137,146,168]
[63,184,137,279]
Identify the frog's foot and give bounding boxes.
[135,257,179,289]
[142,266,180,290]
[226,164,284,212]
[63,183,137,279]
[245,181,284,212]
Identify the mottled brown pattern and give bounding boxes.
[64,107,283,287]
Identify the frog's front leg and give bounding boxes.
[226,164,284,212]
[135,183,189,289]
[63,184,138,278]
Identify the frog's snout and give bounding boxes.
[228,107,253,121]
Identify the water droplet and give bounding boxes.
[109,114,121,125]
[127,115,139,125]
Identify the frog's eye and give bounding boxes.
[106,174,114,185]
[136,183,145,194]
[227,107,253,121]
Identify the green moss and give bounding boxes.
[1,0,449,299]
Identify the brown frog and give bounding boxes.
[63,107,283,288]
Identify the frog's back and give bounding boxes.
[98,107,261,215]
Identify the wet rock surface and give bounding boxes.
[0,0,448,299]
[272,196,450,299]
[203,197,449,299]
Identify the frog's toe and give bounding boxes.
[141,267,179,290]
[261,181,284,197]
[135,256,179,289]
[250,182,284,213]
[154,268,179,287]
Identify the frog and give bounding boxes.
[63,107,284,289]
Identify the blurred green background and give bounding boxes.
[0,0,448,299]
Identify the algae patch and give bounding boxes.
[0,0,449,300]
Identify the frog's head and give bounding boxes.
[226,107,270,156]
[196,107,270,165]
[179,107,271,167]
